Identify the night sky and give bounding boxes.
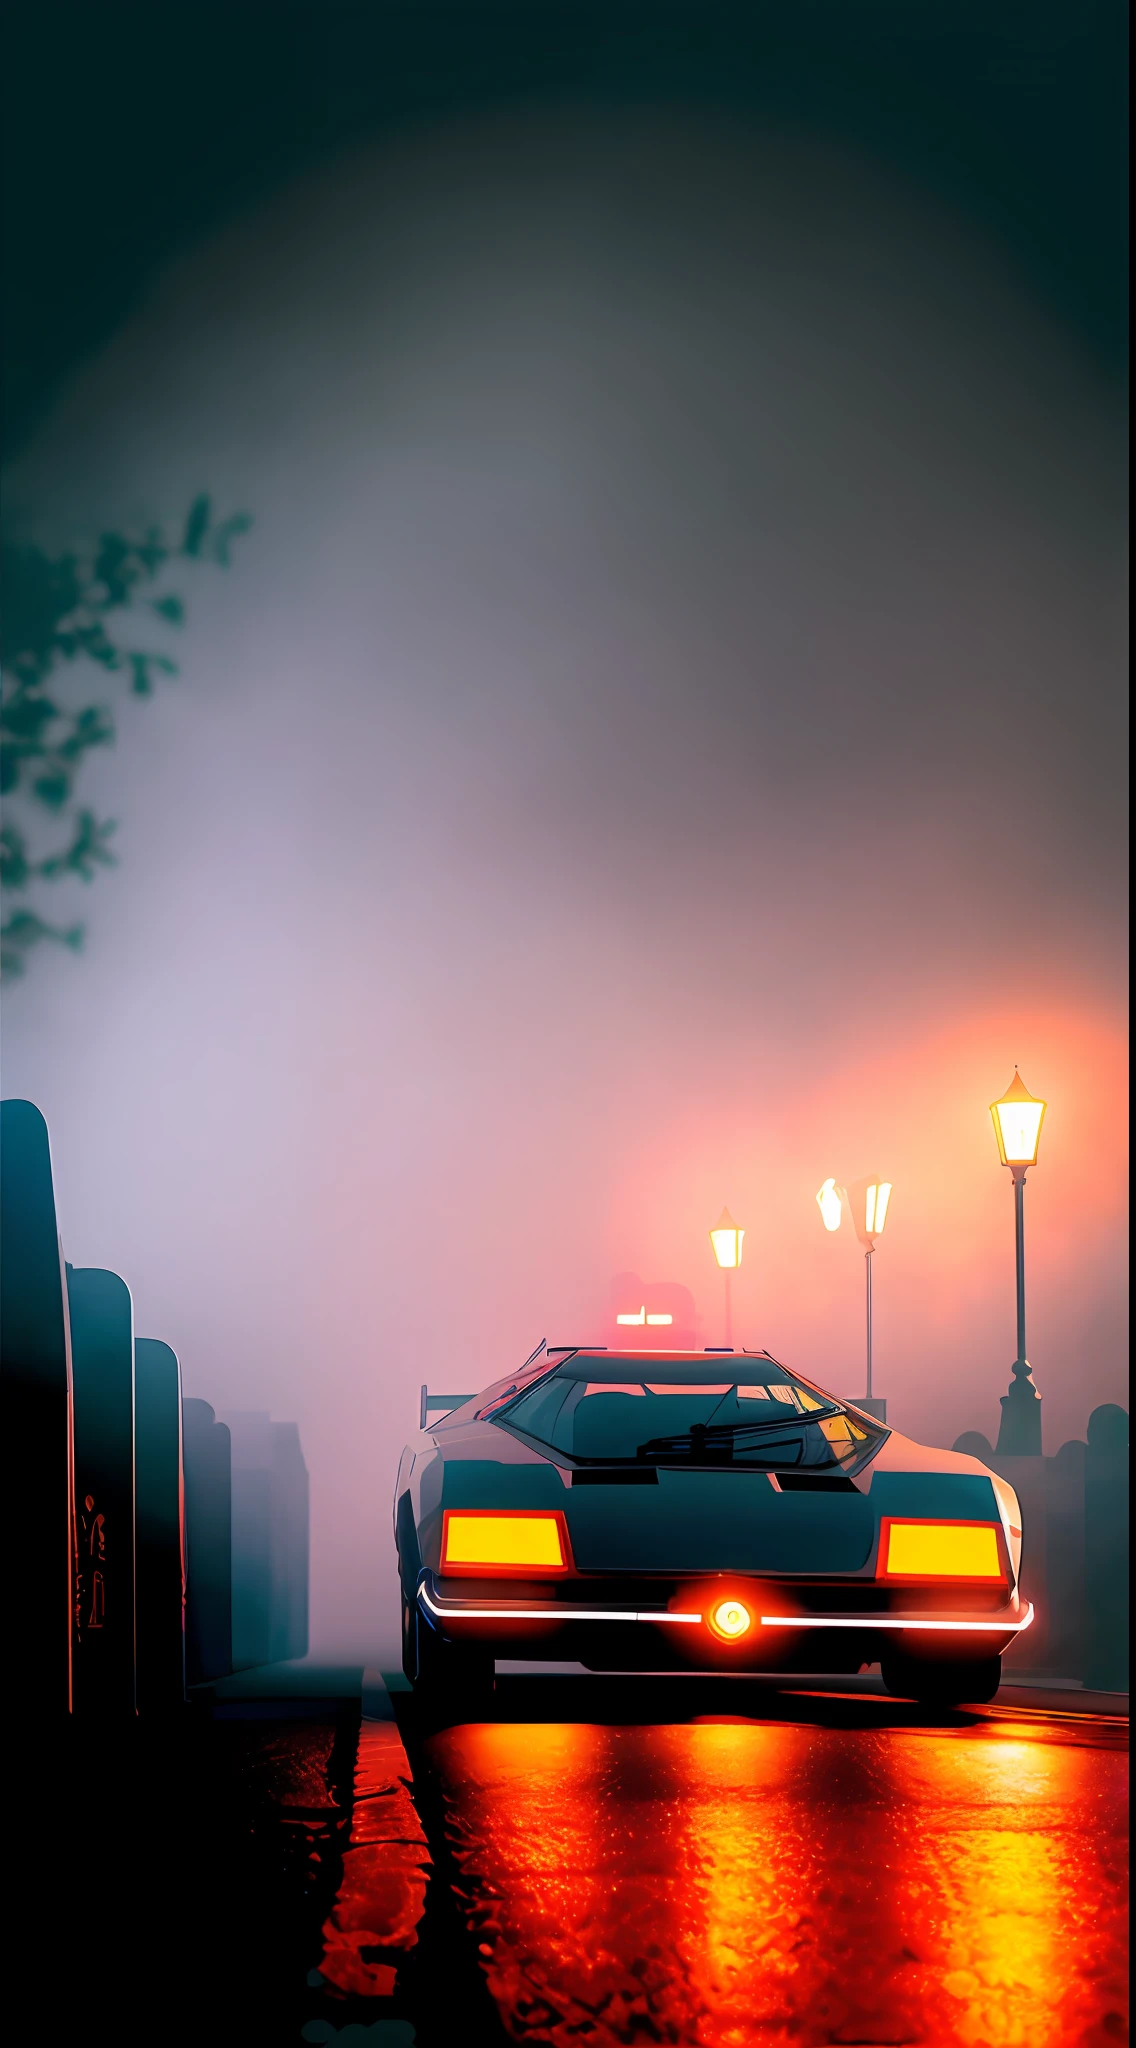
[2,3,1127,1657]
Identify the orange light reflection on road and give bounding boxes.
[439,1722,621,2036]
[881,1731,1128,2046]
[674,1721,818,2042]
[429,1713,1128,2048]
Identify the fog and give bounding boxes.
[2,111,1126,1659]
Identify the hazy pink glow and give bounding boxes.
[1,113,1126,1658]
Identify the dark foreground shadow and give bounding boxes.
[15,1680,508,2048]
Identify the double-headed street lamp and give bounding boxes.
[815,1174,892,1420]
[990,1068,1047,1455]
[708,1207,744,1346]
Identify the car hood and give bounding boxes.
[419,1422,1004,1578]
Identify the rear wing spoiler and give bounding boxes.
[419,1387,475,1431]
[419,1344,546,1432]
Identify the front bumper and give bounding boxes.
[417,1571,1034,1672]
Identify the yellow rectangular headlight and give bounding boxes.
[442,1509,570,1576]
[880,1518,1005,1582]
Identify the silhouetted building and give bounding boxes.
[183,1399,233,1685]
[67,1265,136,1715]
[222,1410,275,1670]
[270,1422,309,1663]
[135,1338,186,1710]
[221,1409,310,1672]
[0,1099,74,1712]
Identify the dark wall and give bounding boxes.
[0,1099,74,1711]
[183,1399,233,1686]
[135,1337,186,1709]
[67,1265,136,1713]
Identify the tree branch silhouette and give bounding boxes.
[1,495,250,978]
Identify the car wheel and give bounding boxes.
[881,1652,1002,1707]
[412,1608,496,1718]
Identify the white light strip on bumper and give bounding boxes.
[419,1585,701,1624]
[760,1606,1034,1634]
[419,1585,1032,1633]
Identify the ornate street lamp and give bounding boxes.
[815,1175,892,1420]
[708,1207,744,1347]
[990,1068,1047,1455]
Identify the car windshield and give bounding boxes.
[495,1356,882,1470]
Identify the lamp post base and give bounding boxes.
[995,1361,1042,1457]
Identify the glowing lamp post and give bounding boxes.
[990,1068,1046,1455]
[708,1207,744,1347]
[815,1175,892,1420]
[848,1176,891,1412]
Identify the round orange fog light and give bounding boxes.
[709,1598,753,1641]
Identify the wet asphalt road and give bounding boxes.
[420,1679,1129,2047]
[19,1674,1127,2047]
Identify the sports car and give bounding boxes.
[394,1345,1031,1709]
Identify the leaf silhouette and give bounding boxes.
[128,651,179,696]
[0,823,31,890]
[211,512,253,566]
[32,768,71,809]
[1,909,85,978]
[182,494,211,557]
[58,704,115,761]
[37,809,118,882]
[1,497,250,977]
